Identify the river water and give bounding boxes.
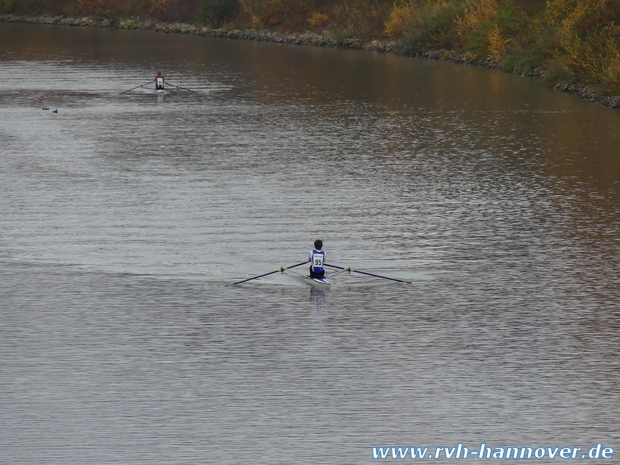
[1,22,619,464]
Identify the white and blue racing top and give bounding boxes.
[309,249,325,273]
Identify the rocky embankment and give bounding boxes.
[2,13,619,110]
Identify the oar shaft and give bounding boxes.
[165,82,197,92]
[349,268,410,283]
[324,263,410,283]
[232,269,281,285]
[121,80,153,94]
[324,264,346,271]
[232,261,308,285]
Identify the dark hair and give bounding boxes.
[314,239,323,250]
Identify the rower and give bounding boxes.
[309,240,326,279]
[155,71,165,90]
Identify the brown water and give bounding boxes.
[1,22,619,464]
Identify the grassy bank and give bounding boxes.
[1,0,619,109]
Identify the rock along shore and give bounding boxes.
[2,14,619,111]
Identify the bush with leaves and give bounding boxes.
[196,0,240,27]
[399,0,464,51]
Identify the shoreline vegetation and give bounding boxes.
[1,0,619,111]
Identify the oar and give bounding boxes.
[120,80,153,94]
[231,261,308,285]
[324,263,412,284]
[165,82,198,92]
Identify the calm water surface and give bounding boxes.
[1,22,619,464]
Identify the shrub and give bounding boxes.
[400,0,464,50]
[148,0,201,22]
[307,11,328,28]
[487,23,510,61]
[543,0,620,90]
[327,0,392,40]
[197,0,240,27]
[384,2,420,38]
[455,0,499,47]
[235,0,315,30]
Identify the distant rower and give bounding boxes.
[155,71,165,90]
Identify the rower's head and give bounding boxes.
[314,239,323,250]
[157,71,162,76]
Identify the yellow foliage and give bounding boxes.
[559,1,590,43]
[384,2,419,38]
[455,0,498,45]
[544,0,620,88]
[601,24,620,88]
[487,23,510,61]
[308,12,329,29]
[606,53,620,88]
[239,0,270,27]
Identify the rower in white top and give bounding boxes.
[155,71,165,91]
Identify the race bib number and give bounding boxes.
[313,254,324,267]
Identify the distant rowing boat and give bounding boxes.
[120,80,198,94]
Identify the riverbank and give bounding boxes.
[2,13,619,111]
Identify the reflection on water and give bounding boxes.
[1,22,619,465]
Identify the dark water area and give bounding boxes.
[1,22,619,464]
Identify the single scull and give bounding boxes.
[231,262,412,286]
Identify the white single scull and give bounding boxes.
[231,261,412,286]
